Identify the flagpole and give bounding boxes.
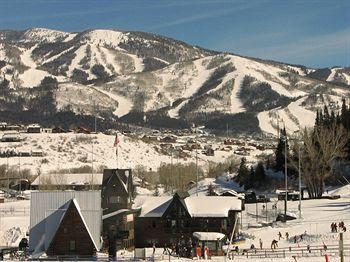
[114,133,119,169]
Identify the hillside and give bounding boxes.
[0,28,349,135]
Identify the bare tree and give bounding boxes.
[301,124,348,198]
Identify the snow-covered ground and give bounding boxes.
[0,199,30,246]
[0,132,271,176]
[258,97,316,134]
[1,184,349,261]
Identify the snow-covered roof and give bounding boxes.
[29,191,101,256]
[185,196,241,217]
[102,209,130,220]
[31,173,103,186]
[193,232,226,241]
[72,199,100,251]
[136,196,172,217]
[135,195,241,218]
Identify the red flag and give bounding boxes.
[114,133,120,147]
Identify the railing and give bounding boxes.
[0,207,30,215]
[230,244,350,259]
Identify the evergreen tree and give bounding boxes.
[315,109,320,127]
[236,157,249,187]
[255,161,266,187]
[275,128,288,172]
[341,99,348,128]
[245,166,254,190]
[323,105,330,126]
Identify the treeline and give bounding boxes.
[239,75,293,112]
[134,163,204,193]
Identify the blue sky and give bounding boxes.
[1,0,349,67]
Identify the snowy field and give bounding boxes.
[0,132,270,175]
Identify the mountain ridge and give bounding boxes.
[0,28,349,135]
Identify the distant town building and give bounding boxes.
[31,173,103,190]
[52,126,68,133]
[41,128,52,133]
[1,133,22,142]
[27,124,41,133]
[77,126,91,134]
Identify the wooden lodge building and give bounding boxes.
[134,192,242,248]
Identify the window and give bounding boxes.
[109,196,122,204]
[222,219,228,230]
[69,240,76,251]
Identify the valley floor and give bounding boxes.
[0,186,349,261]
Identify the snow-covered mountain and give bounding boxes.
[0,28,349,135]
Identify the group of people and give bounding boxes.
[330,221,346,233]
[292,231,308,243]
[195,245,210,260]
[160,236,210,259]
[278,231,290,240]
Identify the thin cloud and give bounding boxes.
[250,28,350,60]
[150,1,268,30]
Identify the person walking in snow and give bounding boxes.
[285,232,289,240]
[293,235,297,243]
[259,238,263,249]
[278,231,283,240]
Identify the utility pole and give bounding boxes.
[284,129,288,222]
[170,150,174,193]
[195,126,198,196]
[7,152,9,189]
[91,138,94,190]
[18,141,22,195]
[93,100,97,133]
[339,232,344,262]
[298,142,302,219]
[91,99,97,190]
[294,130,302,219]
[226,123,229,139]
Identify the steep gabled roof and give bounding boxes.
[102,169,132,195]
[47,199,99,252]
[29,191,101,257]
[162,193,191,218]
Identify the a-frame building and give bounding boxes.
[29,191,101,259]
[46,199,98,257]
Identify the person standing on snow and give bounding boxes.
[204,246,209,260]
[196,245,202,260]
[259,238,263,249]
